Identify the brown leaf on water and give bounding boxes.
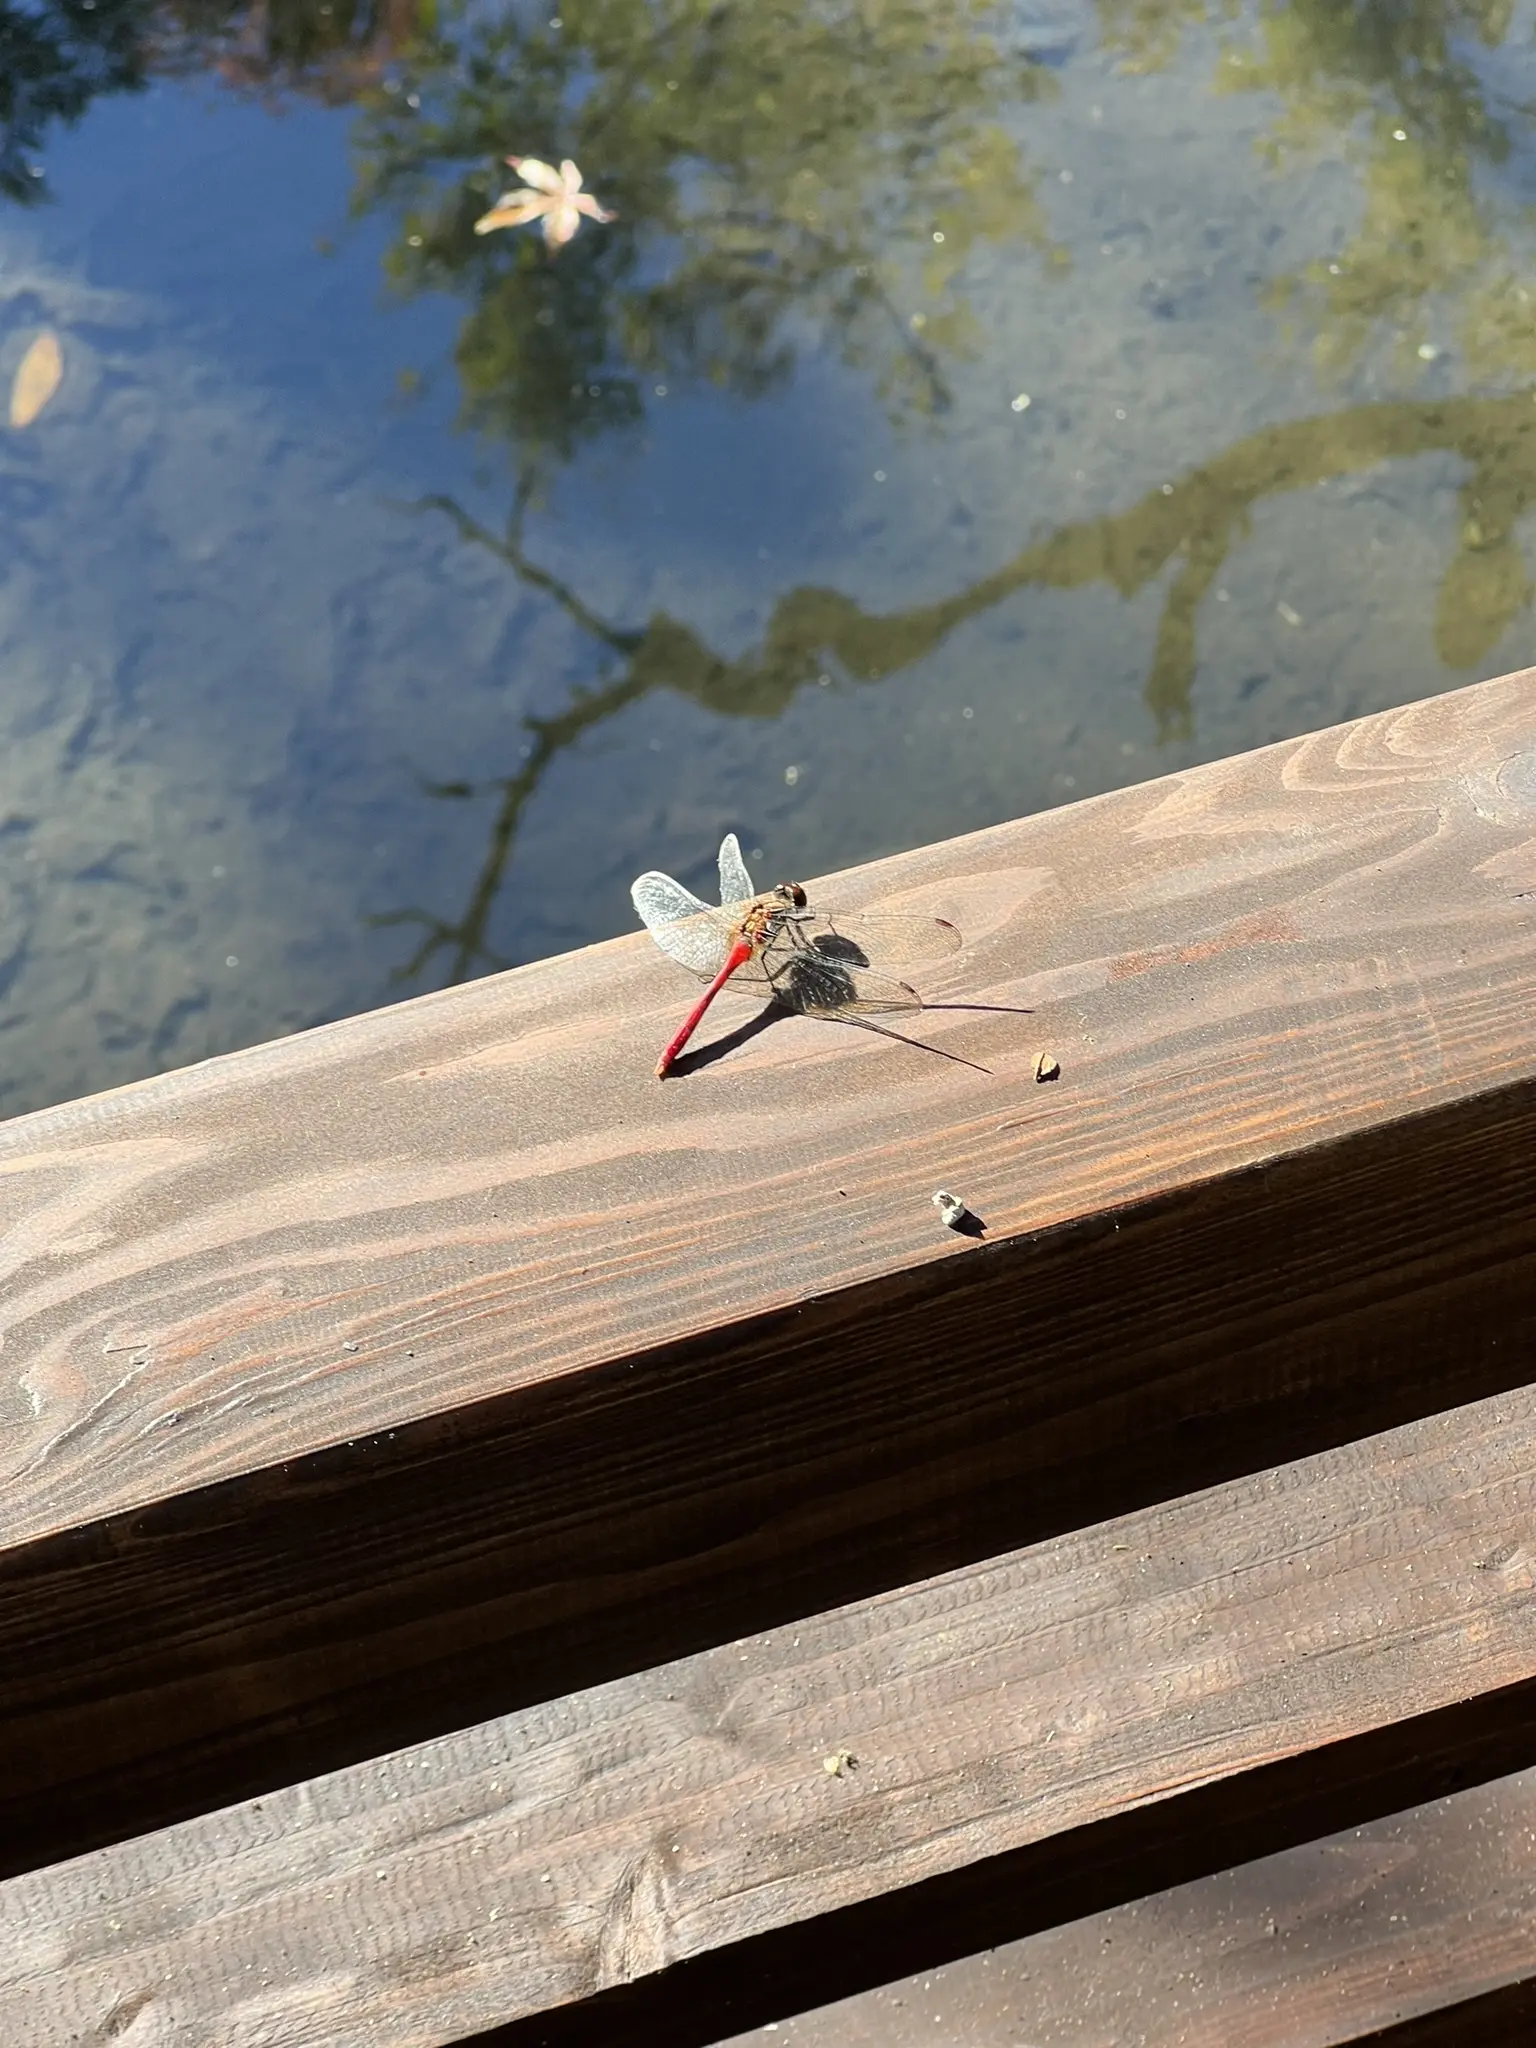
[9,331,63,429]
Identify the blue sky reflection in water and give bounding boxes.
[2,0,1536,1113]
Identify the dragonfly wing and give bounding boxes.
[717,833,755,907]
[772,950,924,1017]
[631,872,731,977]
[631,869,709,929]
[805,910,963,970]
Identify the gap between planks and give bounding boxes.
[4,1068,1536,1877]
[3,670,1536,1875]
[3,670,1536,1553]
[724,1762,1536,2048]
[8,1382,1536,2048]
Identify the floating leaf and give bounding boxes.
[9,331,63,429]
[474,156,615,250]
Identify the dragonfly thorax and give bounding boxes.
[736,882,810,955]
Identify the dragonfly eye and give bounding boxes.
[786,883,808,908]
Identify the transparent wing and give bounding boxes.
[768,949,924,1017]
[631,872,732,977]
[756,910,957,1017]
[717,833,754,907]
[789,910,962,971]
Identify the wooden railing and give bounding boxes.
[2,670,1534,2042]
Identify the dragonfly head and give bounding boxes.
[772,882,808,910]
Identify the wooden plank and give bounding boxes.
[4,674,1536,1871]
[7,670,1535,1545]
[8,1387,1536,2048]
[1362,1982,1536,2044]
[724,1765,1536,2048]
[11,1076,1536,1886]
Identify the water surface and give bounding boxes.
[2,0,1534,1112]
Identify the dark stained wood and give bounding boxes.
[724,1765,1536,2048]
[4,674,1536,1871]
[490,1676,1536,2048]
[7,673,1536,1546]
[8,1387,1536,2048]
[9,1077,1536,1883]
[1359,1981,1536,2044]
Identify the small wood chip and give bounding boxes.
[1035,1051,1061,1083]
[9,330,63,429]
[822,1750,857,1778]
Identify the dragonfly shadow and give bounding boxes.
[666,998,1034,1079]
[808,933,875,967]
[667,1002,788,1077]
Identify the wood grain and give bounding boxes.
[3,673,1536,1870]
[8,1074,1536,1884]
[5,672,1534,1543]
[726,1765,1536,2048]
[9,1387,1536,2048]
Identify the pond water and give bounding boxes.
[3,0,1535,1115]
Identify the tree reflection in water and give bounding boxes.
[348,0,1536,979]
[0,0,150,203]
[152,0,420,103]
[7,0,1536,986]
[350,0,1056,471]
[376,385,1536,981]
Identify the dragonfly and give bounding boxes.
[631,833,964,1077]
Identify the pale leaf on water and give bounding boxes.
[9,331,63,429]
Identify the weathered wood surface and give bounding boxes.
[12,1076,1536,1885]
[5,672,1534,1545]
[4,673,1536,1874]
[729,1765,1536,2048]
[8,1387,1536,2048]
